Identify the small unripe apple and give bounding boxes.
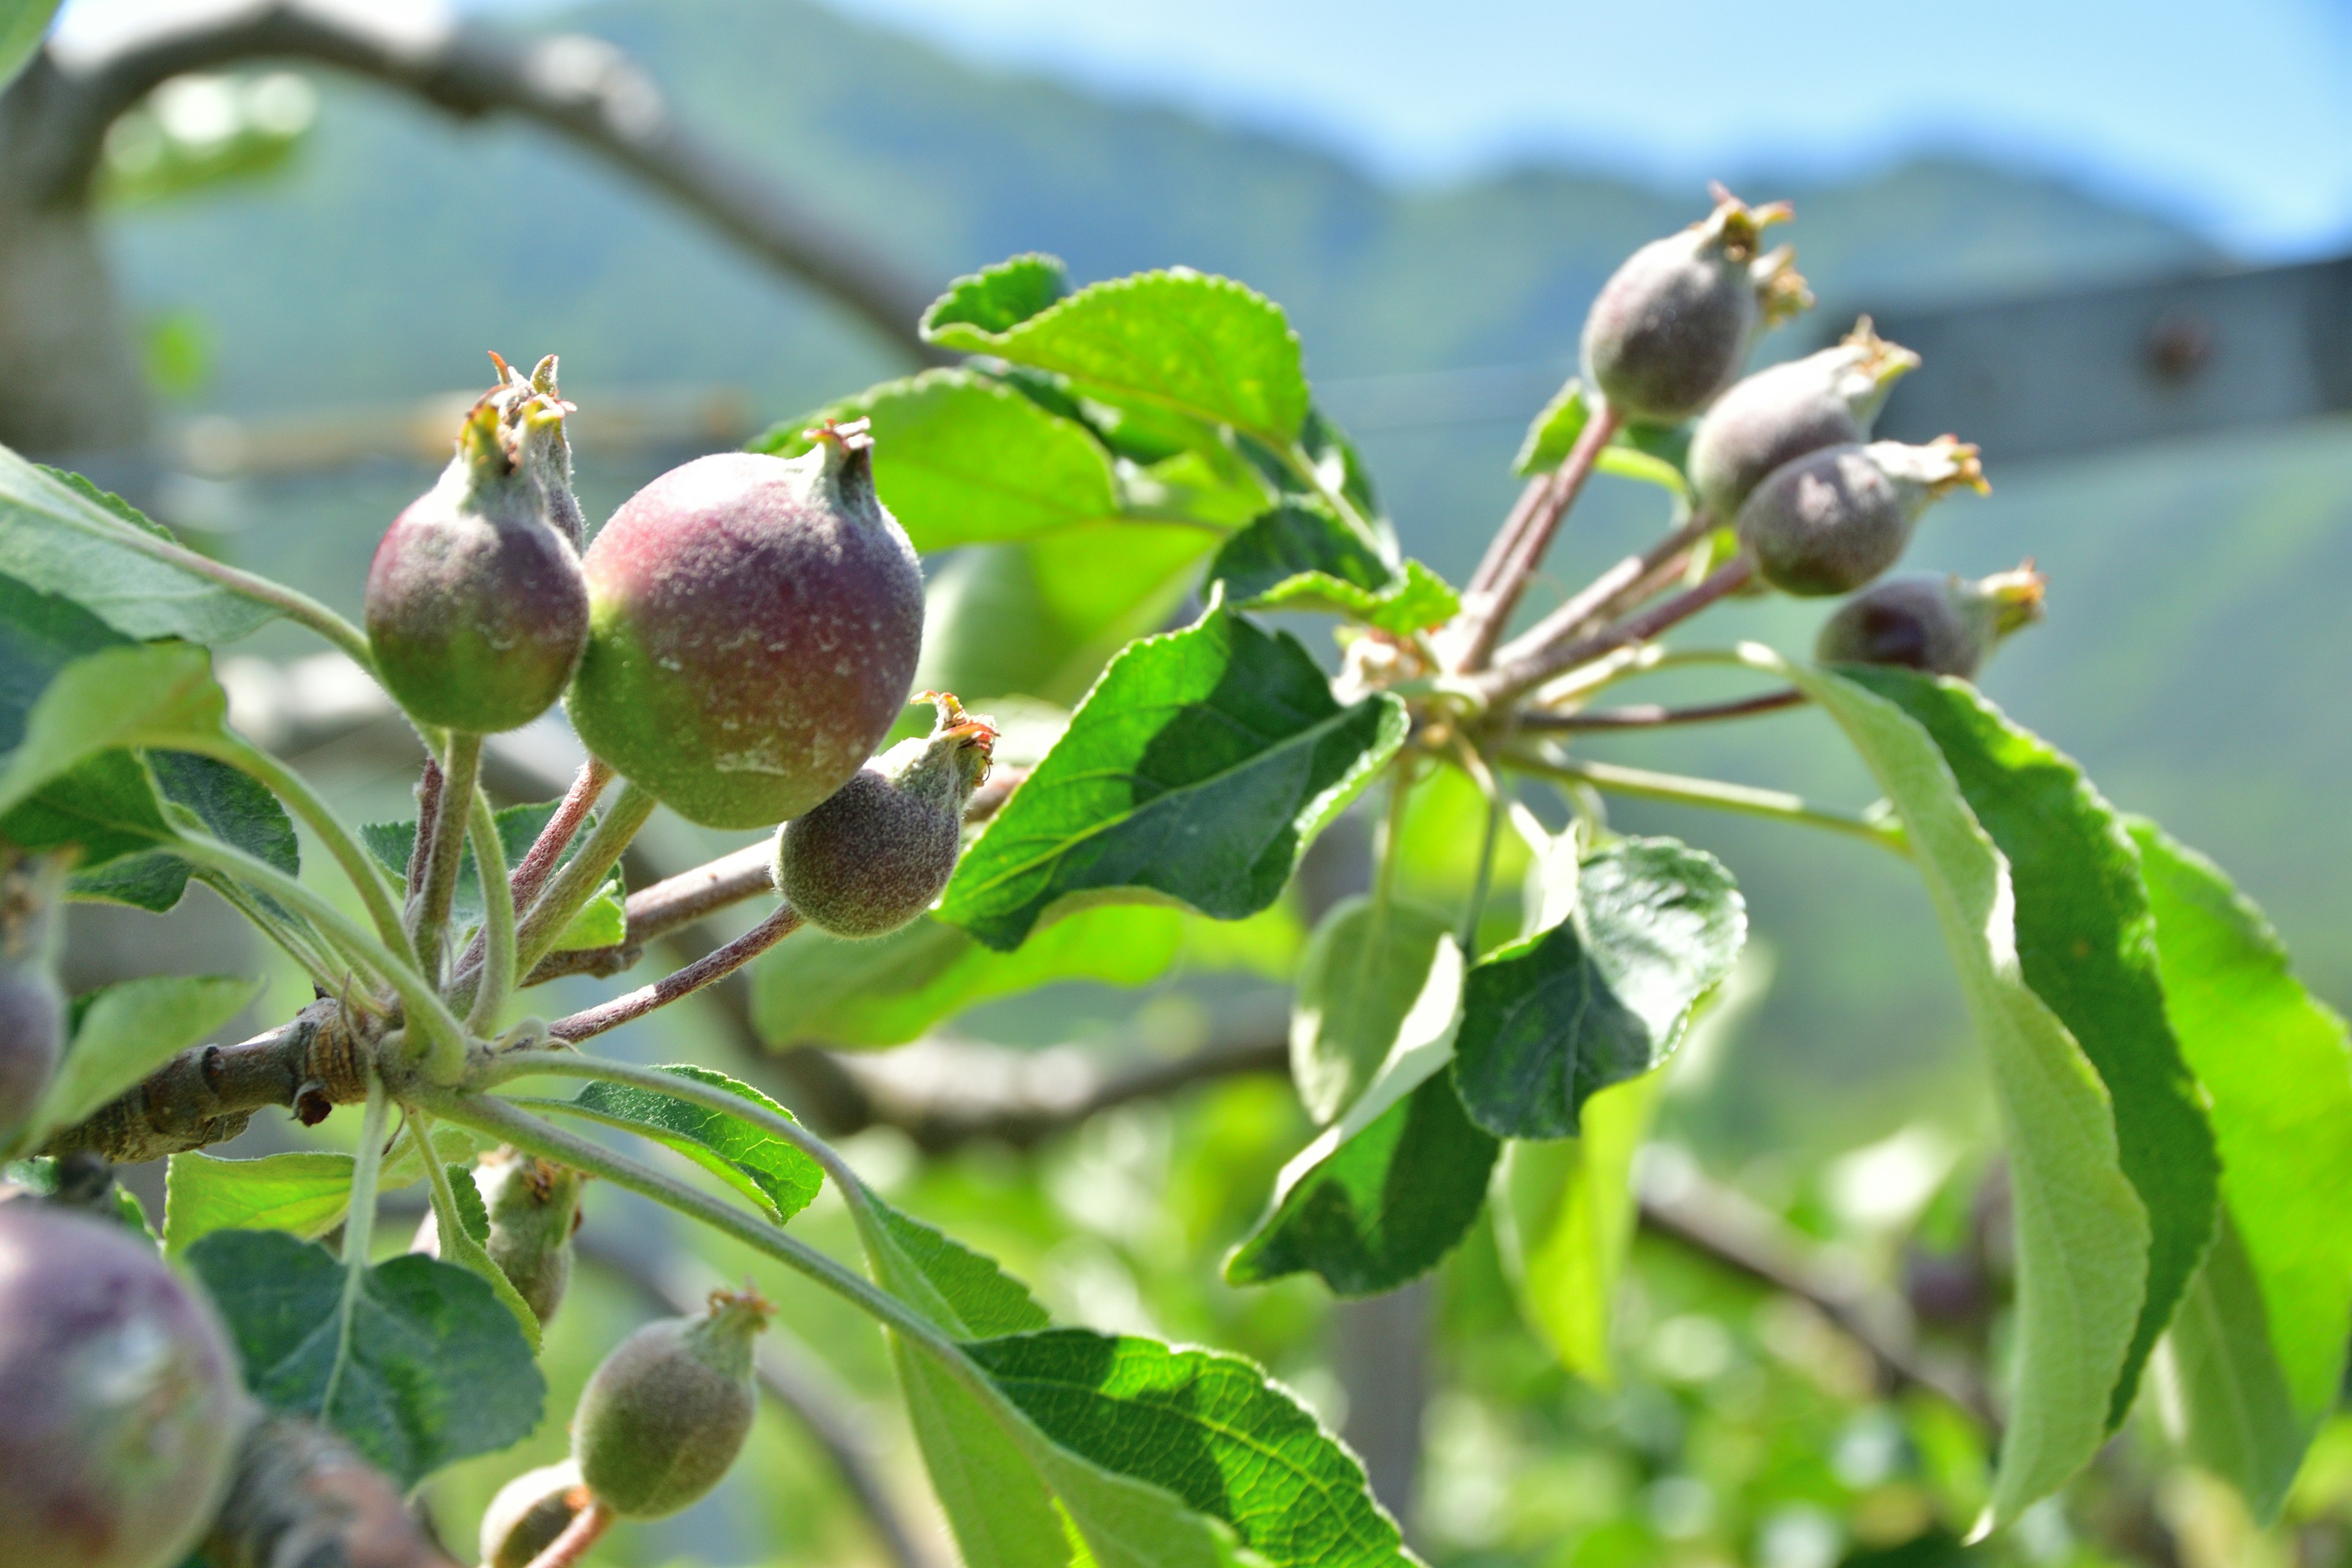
[772,692,995,938]
[1815,564,2046,679]
[573,1286,772,1519]
[1687,317,1919,520]
[1581,187,1812,424]
[567,421,925,829]
[364,386,590,733]
[0,1204,246,1568]
[478,1458,586,1568]
[1736,437,1986,597]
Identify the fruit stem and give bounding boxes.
[1489,509,1719,673]
[466,786,518,1033]
[164,834,472,1076]
[1452,742,1506,958]
[1453,403,1623,672]
[71,514,382,677]
[409,731,483,982]
[546,902,804,1044]
[1497,748,1906,854]
[1510,688,1807,732]
[187,733,418,970]
[1476,556,1754,706]
[513,782,657,979]
[448,757,613,998]
[518,1496,612,1568]
[322,1072,388,1423]
[1466,475,1553,597]
[613,842,778,949]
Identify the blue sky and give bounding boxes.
[54,0,2352,259]
[817,0,2352,260]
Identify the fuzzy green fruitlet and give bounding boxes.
[0,1203,246,1568]
[479,1457,586,1568]
[363,364,591,733]
[1815,564,2047,679]
[1687,317,1919,521]
[1580,186,1812,424]
[1736,436,1987,597]
[573,1286,772,1519]
[567,420,925,829]
[477,1148,585,1327]
[772,692,995,937]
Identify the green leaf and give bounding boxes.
[1511,380,1691,498]
[2157,1214,2305,1520]
[1450,837,1743,1140]
[0,2,61,89]
[363,799,622,953]
[0,570,130,744]
[1226,1017,1496,1298]
[759,369,1131,550]
[541,1065,823,1224]
[70,751,299,911]
[0,642,225,823]
[752,906,1186,1050]
[28,974,257,1145]
[0,750,174,868]
[1290,893,1457,1125]
[418,1146,540,1350]
[940,600,1408,952]
[1854,668,2217,1428]
[1491,1069,1667,1385]
[184,1229,544,1488]
[1208,505,1458,634]
[1776,654,2149,1525]
[968,1329,1415,1568]
[162,1126,478,1256]
[922,253,1072,338]
[865,1190,1052,1338]
[2132,820,2352,1517]
[924,266,1310,451]
[0,457,275,643]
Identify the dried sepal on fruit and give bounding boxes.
[479,1457,587,1568]
[772,692,996,938]
[0,1202,247,1568]
[1581,185,1813,424]
[1737,435,1987,597]
[567,418,925,829]
[0,846,69,1138]
[573,1285,773,1519]
[1815,562,2047,679]
[363,366,592,733]
[1687,317,1921,520]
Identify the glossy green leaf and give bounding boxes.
[1492,1070,1667,1385]
[924,266,1310,450]
[1856,668,2217,1427]
[1511,379,1692,497]
[1230,939,1489,1296]
[1778,654,2149,1525]
[363,799,622,952]
[1289,892,1457,1125]
[941,600,1408,952]
[866,1191,1052,1338]
[184,1229,544,1488]
[0,2,61,89]
[922,253,1072,337]
[1451,837,1743,1140]
[1208,505,1457,634]
[70,750,299,911]
[760,369,1129,550]
[27,973,257,1145]
[2132,820,2352,1517]
[969,1329,1415,1568]
[162,1126,478,1256]
[540,1064,823,1224]
[753,905,1187,1050]
[0,457,275,643]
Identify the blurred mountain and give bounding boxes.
[97,0,2351,1154]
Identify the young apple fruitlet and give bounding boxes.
[0,1204,246,1568]
[364,383,591,733]
[567,420,925,829]
[772,692,995,937]
[1815,564,2047,679]
[1687,317,1920,521]
[1581,187,1812,424]
[479,1458,587,1568]
[0,848,68,1136]
[1736,436,1987,597]
[573,1286,773,1519]
[411,1147,585,1327]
